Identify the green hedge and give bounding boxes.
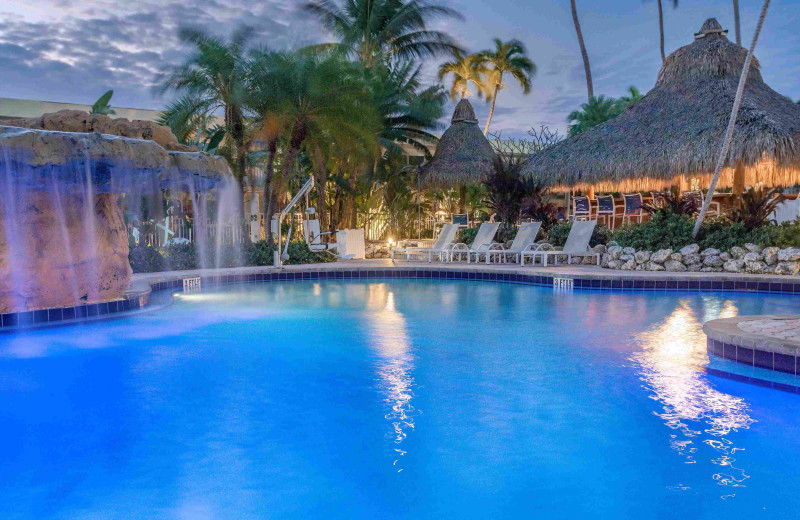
[129,240,336,274]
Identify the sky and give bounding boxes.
[0,0,798,137]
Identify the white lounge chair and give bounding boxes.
[450,222,501,263]
[391,223,460,262]
[486,221,542,264]
[521,220,600,267]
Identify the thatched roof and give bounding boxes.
[419,99,495,187]
[521,18,800,192]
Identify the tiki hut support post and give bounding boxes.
[694,0,771,237]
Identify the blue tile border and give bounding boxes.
[707,337,798,376]
[705,366,800,394]
[1,266,798,331]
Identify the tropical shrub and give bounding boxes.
[762,219,800,248]
[129,245,165,273]
[643,186,700,217]
[612,213,694,250]
[162,243,198,271]
[520,187,559,231]
[548,221,612,247]
[728,187,784,229]
[455,227,479,245]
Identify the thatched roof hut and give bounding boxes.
[418,99,495,188]
[521,18,800,192]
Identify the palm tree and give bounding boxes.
[733,0,741,45]
[570,0,593,101]
[303,0,463,68]
[372,62,446,156]
[654,1,679,63]
[618,86,643,108]
[247,50,380,232]
[437,50,489,101]
[477,39,536,135]
[158,27,253,189]
[567,96,621,137]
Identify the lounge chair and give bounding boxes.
[520,220,600,267]
[450,222,501,263]
[391,223,460,262]
[485,221,542,264]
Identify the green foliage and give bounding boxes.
[455,227,479,245]
[548,221,612,247]
[613,213,694,250]
[162,243,198,271]
[696,218,766,251]
[762,220,800,248]
[728,187,784,229]
[567,96,622,137]
[129,245,165,273]
[438,50,490,100]
[303,0,463,68]
[643,186,700,217]
[91,90,116,115]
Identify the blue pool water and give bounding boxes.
[1,280,800,519]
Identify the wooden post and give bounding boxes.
[733,162,746,195]
[587,186,595,200]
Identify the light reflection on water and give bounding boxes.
[633,299,753,496]
[365,284,418,471]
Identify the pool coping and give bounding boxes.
[2,259,798,330]
[704,315,800,375]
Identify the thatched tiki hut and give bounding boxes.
[521,18,800,196]
[419,99,495,213]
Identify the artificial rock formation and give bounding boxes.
[5,109,196,152]
[0,114,232,312]
[0,193,130,312]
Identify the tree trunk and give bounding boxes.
[571,0,593,101]
[458,184,467,215]
[261,138,277,242]
[311,145,330,235]
[483,81,500,136]
[269,121,307,243]
[733,0,742,46]
[657,0,666,63]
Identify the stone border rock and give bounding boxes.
[704,315,800,375]
[600,242,800,276]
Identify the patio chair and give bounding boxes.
[520,220,600,267]
[486,221,543,264]
[450,222,501,263]
[622,193,644,225]
[684,190,720,216]
[596,194,617,229]
[572,196,592,221]
[391,223,460,262]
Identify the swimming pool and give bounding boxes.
[1,279,799,519]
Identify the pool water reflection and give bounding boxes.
[1,280,799,519]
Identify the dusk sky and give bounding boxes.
[1,0,798,136]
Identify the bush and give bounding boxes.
[162,243,198,271]
[612,213,693,250]
[455,227,479,245]
[696,218,766,251]
[129,245,165,273]
[762,219,800,248]
[548,221,612,247]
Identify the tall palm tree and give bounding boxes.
[570,0,593,101]
[654,0,679,63]
[158,27,253,188]
[303,0,464,68]
[733,0,741,45]
[247,50,380,230]
[437,50,489,101]
[477,39,536,135]
[566,96,622,137]
[618,86,643,108]
[372,62,446,155]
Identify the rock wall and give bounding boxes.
[5,109,196,152]
[0,192,131,312]
[600,242,800,275]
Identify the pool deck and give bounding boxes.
[129,258,800,296]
